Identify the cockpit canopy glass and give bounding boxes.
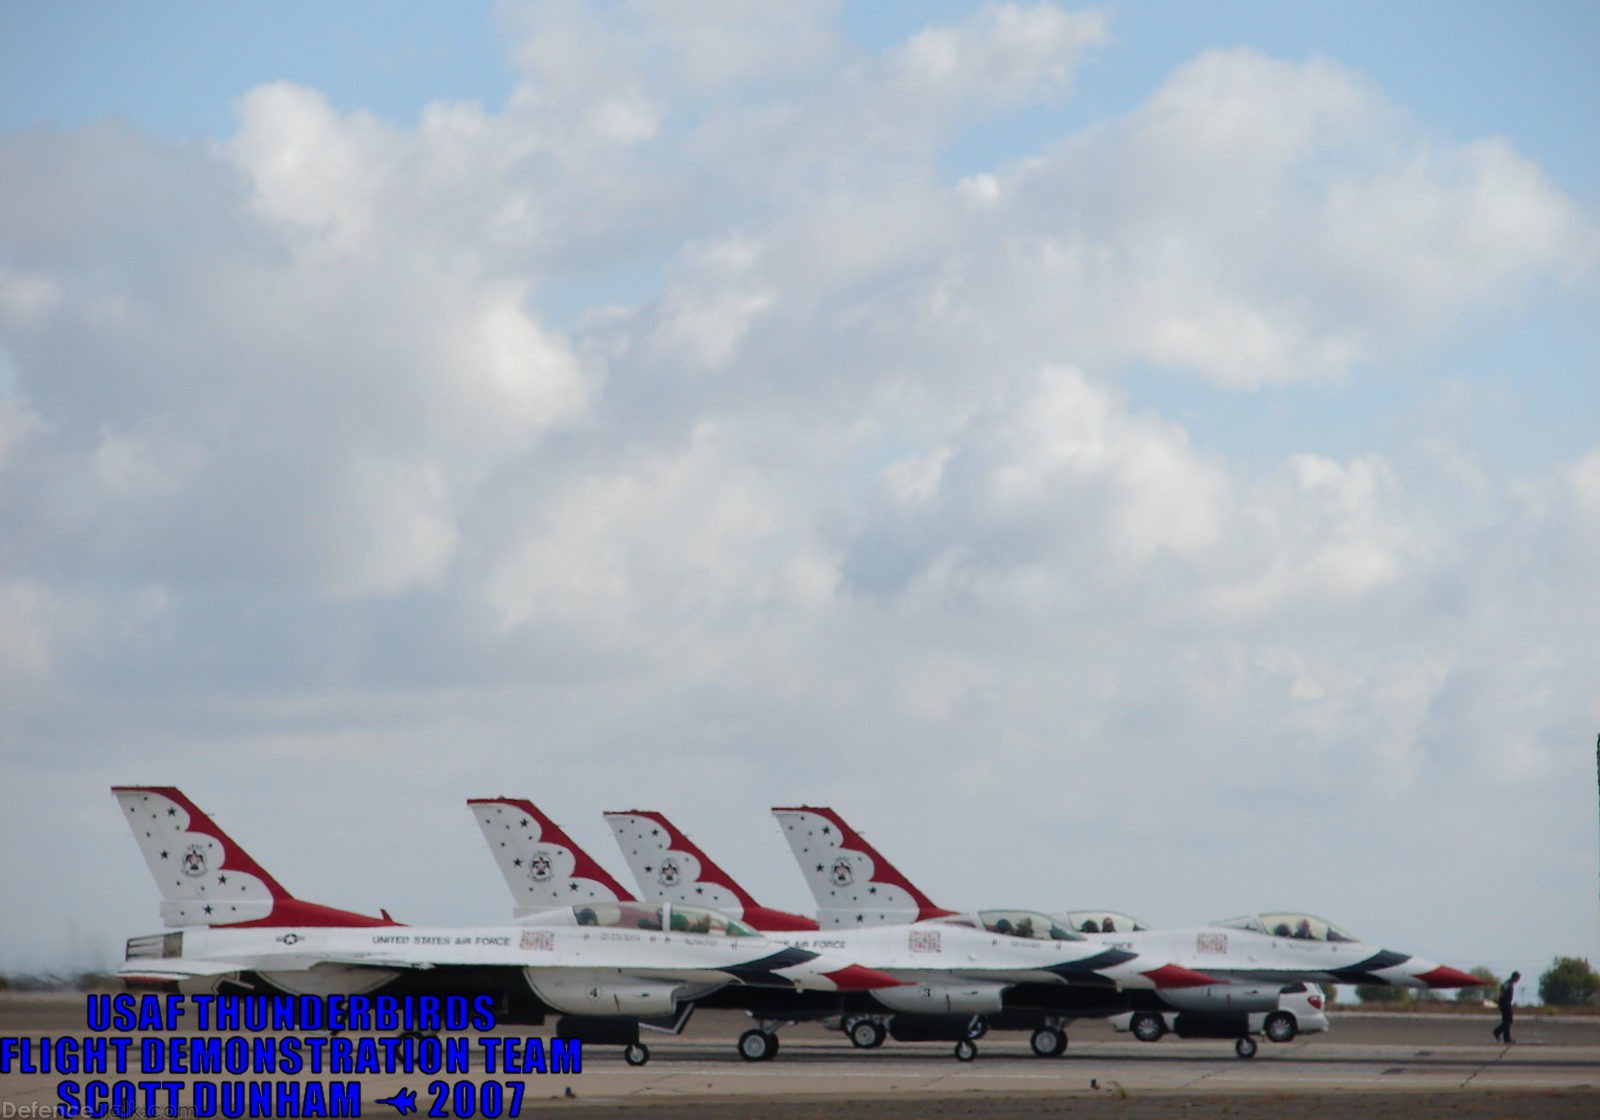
[1213,913,1357,943]
[977,909,1084,941]
[1056,910,1150,934]
[569,902,757,937]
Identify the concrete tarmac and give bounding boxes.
[3,997,1595,1119]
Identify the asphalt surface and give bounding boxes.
[2,997,1596,1119]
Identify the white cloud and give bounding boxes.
[888,3,1107,107]
[0,3,1595,980]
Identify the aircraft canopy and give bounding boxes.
[568,901,759,937]
[1212,912,1358,943]
[976,909,1084,941]
[1056,910,1150,934]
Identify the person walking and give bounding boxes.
[1492,971,1520,1043]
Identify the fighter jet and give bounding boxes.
[112,787,899,1066]
[1056,908,1480,1054]
[579,806,1219,1059]
[773,806,1481,1058]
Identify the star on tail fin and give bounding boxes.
[604,810,818,931]
[468,797,634,915]
[771,806,956,928]
[112,787,397,929]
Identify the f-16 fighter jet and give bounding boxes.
[1056,908,1479,1055]
[112,787,898,1066]
[577,806,1216,1060]
[774,806,1481,1058]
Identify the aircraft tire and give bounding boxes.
[738,1028,777,1062]
[849,1019,887,1049]
[1264,1012,1297,1043]
[954,1038,977,1062]
[1131,1013,1166,1043]
[623,1043,650,1066]
[1235,1036,1258,1059]
[1029,1027,1067,1057]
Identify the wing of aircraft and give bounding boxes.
[603,809,819,931]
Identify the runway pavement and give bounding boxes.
[3,997,1595,1119]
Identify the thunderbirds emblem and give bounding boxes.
[528,851,554,882]
[657,858,681,887]
[181,844,208,878]
[830,857,854,887]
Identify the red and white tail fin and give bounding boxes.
[468,797,633,915]
[603,810,819,932]
[771,806,957,928]
[112,787,398,929]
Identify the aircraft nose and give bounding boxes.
[1416,964,1483,988]
[1140,964,1220,989]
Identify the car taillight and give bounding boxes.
[1308,994,1323,1009]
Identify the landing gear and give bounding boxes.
[1264,1012,1297,1044]
[1029,1026,1067,1057]
[738,1028,780,1062]
[967,1017,988,1040]
[848,1018,887,1049]
[954,1037,977,1062]
[623,1042,650,1066]
[1235,1036,1258,1059]
[1130,1013,1166,1043]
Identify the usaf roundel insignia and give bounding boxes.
[528,851,554,882]
[657,857,681,887]
[181,844,208,878]
[830,857,854,887]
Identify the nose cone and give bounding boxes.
[1417,964,1484,989]
[1140,963,1221,989]
[821,964,906,991]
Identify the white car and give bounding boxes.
[1110,982,1329,1058]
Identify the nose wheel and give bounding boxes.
[848,1018,887,1049]
[954,1038,977,1061]
[1029,1026,1067,1057]
[1130,1013,1166,1042]
[1235,1036,1258,1059]
[623,1043,650,1066]
[738,1028,780,1062]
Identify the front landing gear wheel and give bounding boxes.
[1264,1012,1297,1043]
[1029,1027,1067,1057]
[1131,1013,1166,1043]
[738,1028,779,1062]
[1235,1036,1258,1059]
[849,1019,886,1049]
[623,1043,650,1066]
[954,1038,977,1062]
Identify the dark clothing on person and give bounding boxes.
[1492,976,1517,1043]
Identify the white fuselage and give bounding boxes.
[1089,926,1426,983]
[119,909,859,1017]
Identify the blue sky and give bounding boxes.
[1,2,1596,991]
[5,1,1594,473]
[5,2,1595,193]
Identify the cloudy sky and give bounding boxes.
[2,2,1596,988]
